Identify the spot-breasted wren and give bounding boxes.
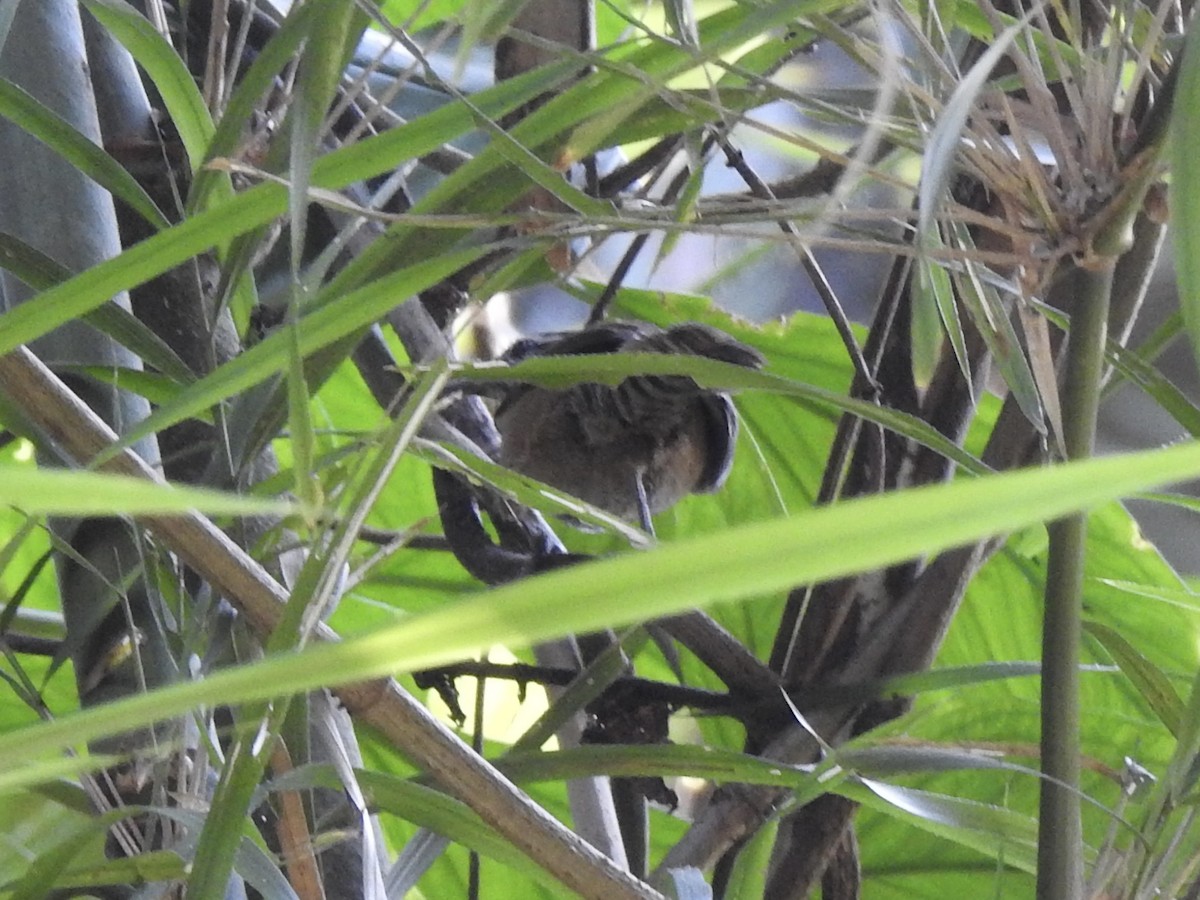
[494,320,763,532]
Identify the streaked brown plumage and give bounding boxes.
[494,321,763,530]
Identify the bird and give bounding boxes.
[492,320,764,533]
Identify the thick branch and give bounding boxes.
[1037,263,1113,900]
[0,346,661,900]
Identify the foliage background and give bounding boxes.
[0,1,1198,899]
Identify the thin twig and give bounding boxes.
[714,134,879,394]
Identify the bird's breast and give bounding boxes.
[495,387,710,522]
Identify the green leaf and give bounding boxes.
[358,770,568,891]
[0,466,296,517]
[0,231,194,382]
[0,181,284,356]
[94,245,486,463]
[1085,620,1184,736]
[6,440,1200,764]
[455,352,990,477]
[190,0,317,210]
[79,0,214,174]
[286,0,364,271]
[0,50,587,358]
[847,778,1039,874]
[0,77,168,229]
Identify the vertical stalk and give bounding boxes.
[1037,262,1114,900]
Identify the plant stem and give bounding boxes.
[1037,263,1114,900]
